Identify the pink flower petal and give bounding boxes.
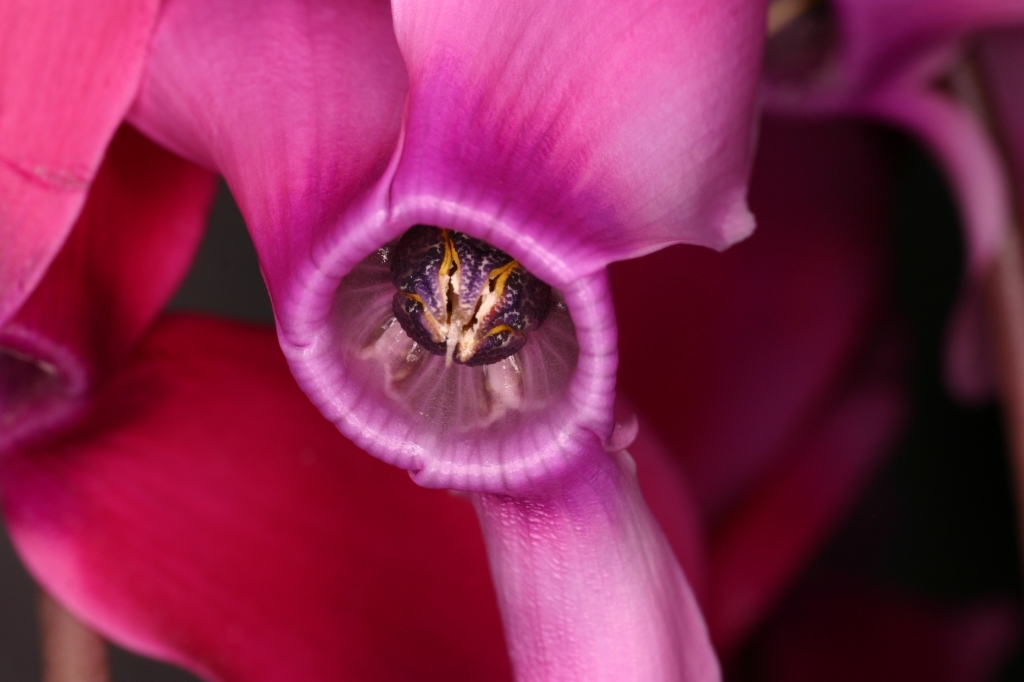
[127,0,408,313]
[1,126,215,451]
[1,316,513,682]
[706,351,905,651]
[383,0,764,270]
[0,0,161,326]
[473,448,719,682]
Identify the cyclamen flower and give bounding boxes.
[763,0,1024,400]
[122,0,765,678]
[2,117,908,680]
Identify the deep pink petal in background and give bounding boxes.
[758,578,1019,682]
[1,127,214,452]
[616,117,908,649]
[1,316,512,682]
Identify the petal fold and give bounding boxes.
[1,127,215,451]
[127,0,408,313]
[0,0,160,326]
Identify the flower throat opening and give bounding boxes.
[330,225,578,433]
[390,226,553,367]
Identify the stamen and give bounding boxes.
[331,228,579,451]
[390,226,552,367]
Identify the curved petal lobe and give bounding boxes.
[386,0,765,274]
[1,316,512,682]
[0,0,160,326]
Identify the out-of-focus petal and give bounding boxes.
[1,127,215,451]
[862,86,1012,401]
[0,0,160,326]
[473,449,719,682]
[764,0,1024,113]
[758,578,1020,682]
[614,118,908,647]
[765,2,1024,404]
[1,316,512,682]
[980,29,1024,193]
[629,414,708,601]
[706,345,905,651]
[613,117,893,519]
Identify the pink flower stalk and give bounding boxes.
[763,0,1024,400]
[0,117,907,681]
[124,0,767,678]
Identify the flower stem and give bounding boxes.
[767,0,821,36]
[471,449,718,682]
[39,591,109,682]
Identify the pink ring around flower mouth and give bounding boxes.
[278,167,618,494]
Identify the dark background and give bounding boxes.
[0,129,1021,679]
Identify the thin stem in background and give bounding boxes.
[39,591,109,682]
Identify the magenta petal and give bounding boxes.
[0,0,160,326]
[1,316,513,682]
[473,448,718,682]
[706,350,905,651]
[863,87,1013,401]
[385,0,765,267]
[1,127,215,451]
[127,0,408,312]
